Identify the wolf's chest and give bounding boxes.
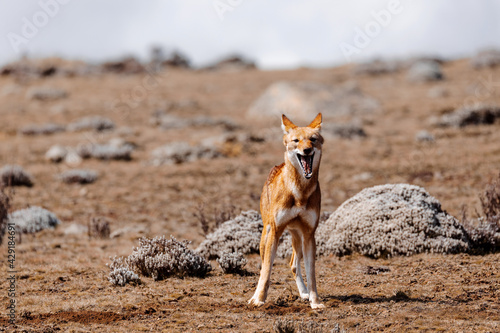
[275,206,318,229]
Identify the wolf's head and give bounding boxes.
[281,113,323,180]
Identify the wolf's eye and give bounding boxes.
[292,139,299,143]
[310,137,317,143]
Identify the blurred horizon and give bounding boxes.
[1,0,499,70]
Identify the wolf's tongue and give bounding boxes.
[301,155,312,174]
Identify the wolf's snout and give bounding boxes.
[303,147,313,155]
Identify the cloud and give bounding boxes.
[0,0,499,69]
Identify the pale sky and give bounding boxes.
[0,0,499,69]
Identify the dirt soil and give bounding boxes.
[0,59,499,332]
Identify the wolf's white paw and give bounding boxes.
[248,297,265,307]
[299,292,310,300]
[311,303,325,310]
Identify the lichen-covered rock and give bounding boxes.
[59,169,98,184]
[9,206,61,234]
[26,87,68,101]
[247,81,379,122]
[323,123,367,139]
[150,142,221,166]
[45,145,68,163]
[67,116,115,132]
[196,210,263,259]
[19,123,66,136]
[77,143,133,160]
[316,184,469,258]
[435,104,500,128]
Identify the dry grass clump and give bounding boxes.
[59,169,98,184]
[196,210,262,260]
[107,256,141,286]
[26,86,68,101]
[217,251,247,274]
[316,184,469,258]
[151,113,238,131]
[67,116,115,132]
[88,217,111,239]
[9,206,61,234]
[120,236,211,281]
[436,104,500,128]
[273,318,346,333]
[0,186,10,245]
[193,202,237,235]
[150,142,221,166]
[19,123,66,136]
[0,165,34,187]
[462,173,500,254]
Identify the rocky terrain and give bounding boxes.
[0,54,499,332]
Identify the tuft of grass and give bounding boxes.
[194,202,236,236]
[462,173,500,254]
[273,318,346,333]
[273,317,296,333]
[88,216,110,239]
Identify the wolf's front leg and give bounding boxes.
[303,233,325,309]
[248,227,280,307]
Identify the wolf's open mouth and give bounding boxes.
[297,153,314,179]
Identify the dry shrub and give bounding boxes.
[0,165,34,187]
[273,318,346,333]
[479,174,500,222]
[107,256,141,286]
[123,236,211,281]
[59,169,98,184]
[217,251,247,274]
[0,186,11,245]
[194,202,236,235]
[67,116,115,132]
[462,173,500,254]
[88,216,110,239]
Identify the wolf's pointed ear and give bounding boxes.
[281,114,297,134]
[308,113,322,130]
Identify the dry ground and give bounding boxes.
[0,58,499,332]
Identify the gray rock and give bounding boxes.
[315,184,469,258]
[407,60,443,82]
[247,81,379,122]
[9,206,61,234]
